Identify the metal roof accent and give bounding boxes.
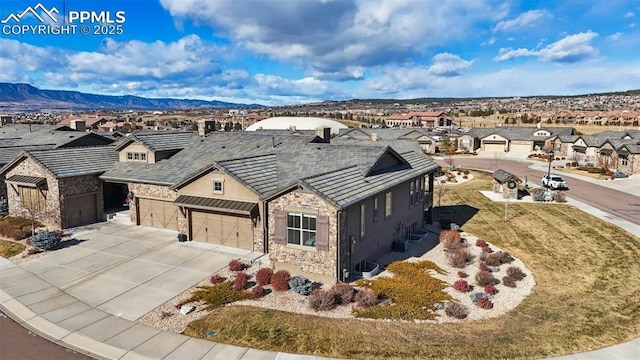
[5,174,47,188]
[173,195,256,216]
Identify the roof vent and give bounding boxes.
[371,133,378,142]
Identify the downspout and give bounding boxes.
[263,201,269,254]
[336,209,343,282]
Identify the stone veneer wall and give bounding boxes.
[6,158,62,228]
[268,191,338,278]
[253,212,265,252]
[128,183,187,234]
[58,176,104,228]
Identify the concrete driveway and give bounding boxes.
[19,223,264,321]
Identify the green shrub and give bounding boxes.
[30,230,61,250]
[288,276,313,296]
[185,282,253,311]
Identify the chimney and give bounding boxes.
[198,119,215,136]
[315,126,331,143]
[290,125,296,133]
[371,132,378,142]
[70,119,86,132]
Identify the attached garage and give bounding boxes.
[191,211,253,249]
[483,141,507,152]
[174,194,258,250]
[137,198,178,230]
[510,143,531,153]
[65,193,98,228]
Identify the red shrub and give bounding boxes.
[331,283,355,305]
[502,275,517,288]
[498,251,515,264]
[271,270,291,291]
[475,270,496,286]
[308,289,338,311]
[251,285,266,298]
[233,272,249,290]
[477,296,493,309]
[255,267,273,286]
[475,239,487,247]
[355,288,378,307]
[457,271,468,278]
[453,280,471,293]
[228,259,247,272]
[209,274,225,284]
[479,262,489,272]
[481,245,493,253]
[484,284,499,295]
[484,252,502,267]
[506,266,526,281]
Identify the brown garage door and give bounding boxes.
[65,193,97,228]
[191,211,253,249]
[138,198,178,230]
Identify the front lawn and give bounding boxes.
[184,171,640,360]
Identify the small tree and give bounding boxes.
[436,185,448,207]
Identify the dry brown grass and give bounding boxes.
[556,166,609,180]
[184,171,640,359]
[0,238,25,258]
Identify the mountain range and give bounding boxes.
[0,83,261,111]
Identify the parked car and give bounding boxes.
[542,174,569,190]
[612,171,629,178]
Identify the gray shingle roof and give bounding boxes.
[0,124,68,139]
[24,146,119,178]
[119,130,199,152]
[468,127,574,141]
[102,132,439,209]
[0,145,52,166]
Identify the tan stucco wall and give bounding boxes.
[179,170,264,251]
[118,143,154,163]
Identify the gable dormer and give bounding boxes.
[116,138,152,163]
[365,147,410,176]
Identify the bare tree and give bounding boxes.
[445,155,455,167]
[436,185,449,207]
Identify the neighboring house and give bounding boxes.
[0,146,120,228]
[114,130,199,163]
[0,124,114,199]
[596,139,640,175]
[463,127,574,154]
[385,111,452,128]
[614,142,640,175]
[101,128,440,281]
[338,128,441,154]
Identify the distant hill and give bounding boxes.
[0,83,262,111]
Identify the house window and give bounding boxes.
[213,180,224,194]
[287,213,316,247]
[410,182,414,206]
[360,203,366,240]
[385,191,393,219]
[20,187,45,211]
[126,152,147,162]
[415,178,421,203]
[621,157,628,166]
[373,197,379,221]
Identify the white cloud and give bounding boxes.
[159,0,504,80]
[493,10,552,32]
[428,53,473,77]
[254,74,329,96]
[624,11,634,18]
[493,31,599,63]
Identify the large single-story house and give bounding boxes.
[0,124,115,199]
[101,128,440,281]
[459,127,575,153]
[385,111,452,128]
[0,146,120,228]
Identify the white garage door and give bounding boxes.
[191,211,253,250]
[483,141,506,152]
[510,143,531,153]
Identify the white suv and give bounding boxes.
[542,174,568,190]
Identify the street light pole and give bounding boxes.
[546,151,554,188]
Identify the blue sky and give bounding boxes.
[1,0,639,106]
